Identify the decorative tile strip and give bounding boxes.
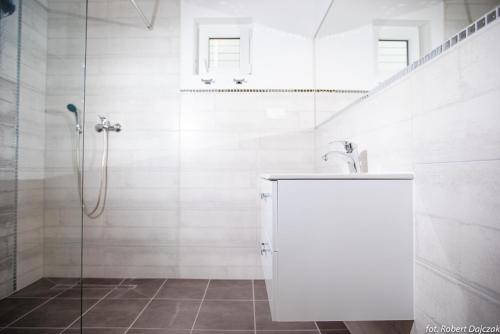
[180,88,369,94]
[364,5,499,100]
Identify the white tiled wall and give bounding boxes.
[314,92,367,126]
[178,92,315,278]
[78,0,182,279]
[16,0,49,290]
[315,21,500,331]
[43,0,316,279]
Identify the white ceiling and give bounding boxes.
[184,0,333,37]
[317,0,443,36]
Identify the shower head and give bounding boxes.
[0,0,16,18]
[66,104,81,133]
[67,104,78,113]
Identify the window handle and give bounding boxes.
[233,78,246,85]
[201,78,214,85]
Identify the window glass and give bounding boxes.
[209,38,241,70]
[378,40,409,77]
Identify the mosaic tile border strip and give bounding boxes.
[180,88,369,94]
[364,5,499,99]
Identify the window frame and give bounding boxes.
[373,23,420,83]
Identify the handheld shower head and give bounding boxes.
[66,104,81,133]
[66,104,77,113]
[0,0,16,18]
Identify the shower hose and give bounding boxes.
[74,128,109,219]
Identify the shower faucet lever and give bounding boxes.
[95,116,122,133]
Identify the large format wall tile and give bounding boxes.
[413,89,500,164]
[1,0,49,297]
[314,21,500,333]
[415,262,500,327]
[44,0,304,279]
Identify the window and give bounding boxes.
[196,21,252,78]
[377,39,409,78]
[209,38,241,70]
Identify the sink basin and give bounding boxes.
[261,173,414,180]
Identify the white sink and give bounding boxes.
[261,173,413,180]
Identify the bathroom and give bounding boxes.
[0,0,499,333]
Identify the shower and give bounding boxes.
[67,104,121,219]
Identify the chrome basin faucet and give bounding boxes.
[322,140,361,173]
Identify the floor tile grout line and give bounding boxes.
[0,281,80,332]
[314,321,321,334]
[45,278,58,285]
[123,278,169,334]
[190,279,210,334]
[60,281,124,333]
[252,280,257,334]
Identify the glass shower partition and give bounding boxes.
[0,0,88,331]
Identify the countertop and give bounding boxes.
[261,173,414,180]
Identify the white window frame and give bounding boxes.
[374,24,420,82]
[197,23,252,78]
[377,39,409,72]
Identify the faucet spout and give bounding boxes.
[322,141,361,173]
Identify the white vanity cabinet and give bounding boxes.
[259,174,414,321]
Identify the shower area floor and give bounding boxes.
[0,278,350,333]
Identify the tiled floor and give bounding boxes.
[0,278,350,334]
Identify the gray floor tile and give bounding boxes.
[80,278,123,286]
[194,301,254,330]
[57,287,113,299]
[128,330,191,334]
[46,277,81,285]
[256,332,320,334]
[64,328,127,334]
[253,280,268,300]
[194,331,254,334]
[10,279,67,298]
[1,329,63,333]
[255,301,317,330]
[4,278,350,334]
[107,279,165,299]
[11,298,97,328]
[80,299,148,327]
[205,280,253,300]
[156,279,208,300]
[132,299,201,329]
[0,298,47,327]
[316,321,348,330]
